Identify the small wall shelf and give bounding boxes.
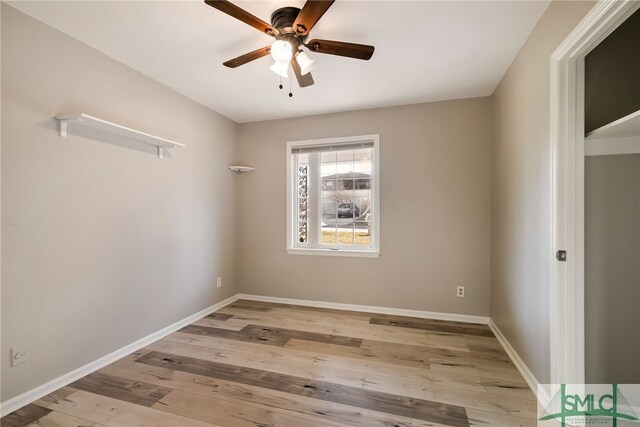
[585,110,640,156]
[56,113,185,159]
[228,165,255,173]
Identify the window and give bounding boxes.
[286,134,380,257]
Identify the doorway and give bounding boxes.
[583,8,640,385]
[549,0,640,387]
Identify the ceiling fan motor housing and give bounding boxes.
[270,7,300,32]
[271,7,308,52]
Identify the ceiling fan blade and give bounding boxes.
[307,39,374,60]
[223,46,271,68]
[204,0,278,37]
[291,59,314,87]
[292,0,335,35]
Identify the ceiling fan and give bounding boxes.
[204,0,375,90]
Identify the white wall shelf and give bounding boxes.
[585,110,640,156]
[228,165,255,173]
[55,113,185,159]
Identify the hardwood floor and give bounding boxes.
[1,300,537,427]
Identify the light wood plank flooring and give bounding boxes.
[1,300,537,427]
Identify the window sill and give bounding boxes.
[286,248,380,258]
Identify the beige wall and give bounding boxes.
[490,0,595,384]
[1,4,238,401]
[585,154,640,384]
[236,98,492,316]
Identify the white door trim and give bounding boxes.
[549,0,639,385]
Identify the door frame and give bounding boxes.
[549,0,639,385]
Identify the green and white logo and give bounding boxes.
[538,384,640,426]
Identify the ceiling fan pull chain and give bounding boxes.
[289,72,293,97]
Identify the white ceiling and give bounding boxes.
[10,1,549,123]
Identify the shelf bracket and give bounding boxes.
[158,146,164,159]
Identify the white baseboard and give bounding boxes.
[488,320,549,405]
[237,294,490,324]
[0,294,239,416]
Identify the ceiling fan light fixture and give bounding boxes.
[269,61,289,78]
[270,40,293,64]
[295,51,316,75]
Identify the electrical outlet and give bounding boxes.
[456,286,465,298]
[217,277,222,288]
[11,346,27,367]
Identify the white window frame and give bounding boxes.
[286,134,380,258]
